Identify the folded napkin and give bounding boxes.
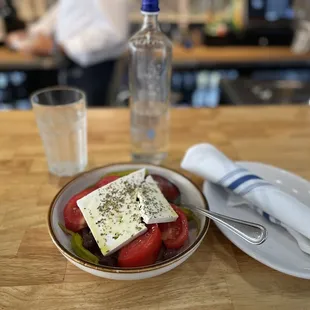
[181,143,310,254]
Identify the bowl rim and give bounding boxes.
[47,163,210,274]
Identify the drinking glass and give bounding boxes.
[31,86,88,177]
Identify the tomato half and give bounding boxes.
[96,176,119,188]
[159,204,189,249]
[150,175,180,203]
[63,187,95,232]
[118,225,162,268]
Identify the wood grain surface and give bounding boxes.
[1,107,310,310]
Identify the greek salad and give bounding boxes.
[60,169,198,268]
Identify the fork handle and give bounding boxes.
[188,206,267,245]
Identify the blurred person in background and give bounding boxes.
[6,0,129,106]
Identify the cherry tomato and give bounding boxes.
[159,204,189,249]
[96,176,119,188]
[150,175,181,203]
[118,225,162,268]
[63,187,95,232]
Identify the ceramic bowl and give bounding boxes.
[48,163,209,280]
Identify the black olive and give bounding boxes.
[163,248,179,260]
[80,227,98,251]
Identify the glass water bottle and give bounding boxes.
[129,0,172,164]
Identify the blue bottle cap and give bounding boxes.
[141,0,160,13]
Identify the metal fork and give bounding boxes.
[182,204,267,245]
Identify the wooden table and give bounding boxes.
[1,107,310,310]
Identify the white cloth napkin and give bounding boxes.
[181,143,310,254]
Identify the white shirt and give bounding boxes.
[29,0,129,67]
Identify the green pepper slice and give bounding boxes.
[59,222,74,236]
[59,223,99,264]
[71,233,99,264]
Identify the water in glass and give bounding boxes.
[32,87,87,177]
[131,101,169,163]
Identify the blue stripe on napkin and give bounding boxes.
[227,174,262,191]
[250,205,282,225]
[263,211,270,221]
[218,168,246,185]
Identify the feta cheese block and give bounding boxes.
[77,169,147,256]
[137,175,179,224]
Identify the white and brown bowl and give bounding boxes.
[47,163,210,280]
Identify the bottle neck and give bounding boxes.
[141,13,159,30]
